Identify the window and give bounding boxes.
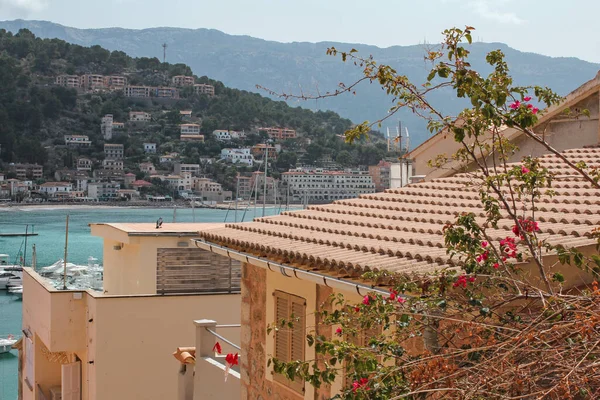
[273,290,306,393]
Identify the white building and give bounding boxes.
[220,148,254,166]
[390,160,415,189]
[144,143,157,153]
[64,135,92,147]
[101,115,114,140]
[180,124,201,135]
[160,153,179,164]
[77,158,93,172]
[213,130,231,141]
[38,182,72,197]
[129,111,151,122]
[282,169,376,203]
[88,182,121,200]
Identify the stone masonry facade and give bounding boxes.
[241,262,333,400]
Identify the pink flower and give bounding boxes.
[510,101,521,110]
[493,263,499,269]
[397,296,406,304]
[524,96,532,102]
[335,327,343,336]
[389,289,398,301]
[481,251,489,261]
[467,276,476,283]
[352,378,370,393]
[354,306,360,313]
[476,255,482,263]
[481,241,488,248]
[532,107,539,115]
[527,103,534,109]
[362,295,370,305]
[453,275,468,289]
[521,166,530,174]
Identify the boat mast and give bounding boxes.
[234,176,239,223]
[262,143,268,217]
[63,215,69,290]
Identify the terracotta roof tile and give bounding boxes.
[198,148,600,279]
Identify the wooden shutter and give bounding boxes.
[156,248,241,294]
[62,361,81,400]
[274,293,290,362]
[273,291,306,394]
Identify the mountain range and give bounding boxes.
[1,19,599,147]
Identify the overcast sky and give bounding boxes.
[1,0,599,63]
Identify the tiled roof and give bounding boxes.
[198,148,600,279]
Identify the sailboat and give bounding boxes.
[0,335,17,354]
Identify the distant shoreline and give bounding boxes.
[0,202,300,212]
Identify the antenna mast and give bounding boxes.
[162,43,168,63]
[398,120,403,152]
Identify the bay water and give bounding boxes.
[0,205,283,399]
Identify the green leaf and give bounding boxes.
[552,272,565,283]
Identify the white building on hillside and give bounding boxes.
[144,143,157,153]
[220,148,254,166]
[282,169,376,203]
[101,114,114,140]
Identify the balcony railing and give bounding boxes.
[176,319,241,400]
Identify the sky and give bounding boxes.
[1,0,599,63]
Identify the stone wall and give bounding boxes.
[240,262,334,400]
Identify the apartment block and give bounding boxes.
[180,124,201,135]
[101,114,114,140]
[260,127,297,140]
[282,168,376,203]
[37,182,73,197]
[368,160,392,192]
[104,144,124,160]
[235,175,253,199]
[193,83,215,96]
[172,75,195,87]
[76,157,93,172]
[104,75,128,89]
[87,182,121,200]
[10,164,43,180]
[193,177,232,202]
[154,87,179,99]
[221,148,254,166]
[64,135,92,147]
[80,74,106,90]
[55,75,80,88]
[251,144,278,160]
[174,163,201,176]
[103,159,124,171]
[124,85,151,98]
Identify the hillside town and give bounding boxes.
[0,72,411,205]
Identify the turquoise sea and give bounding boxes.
[0,205,283,400]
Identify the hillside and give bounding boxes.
[1,19,598,146]
[0,29,397,191]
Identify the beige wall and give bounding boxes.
[90,293,240,400]
[409,90,600,179]
[22,269,241,400]
[91,224,201,295]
